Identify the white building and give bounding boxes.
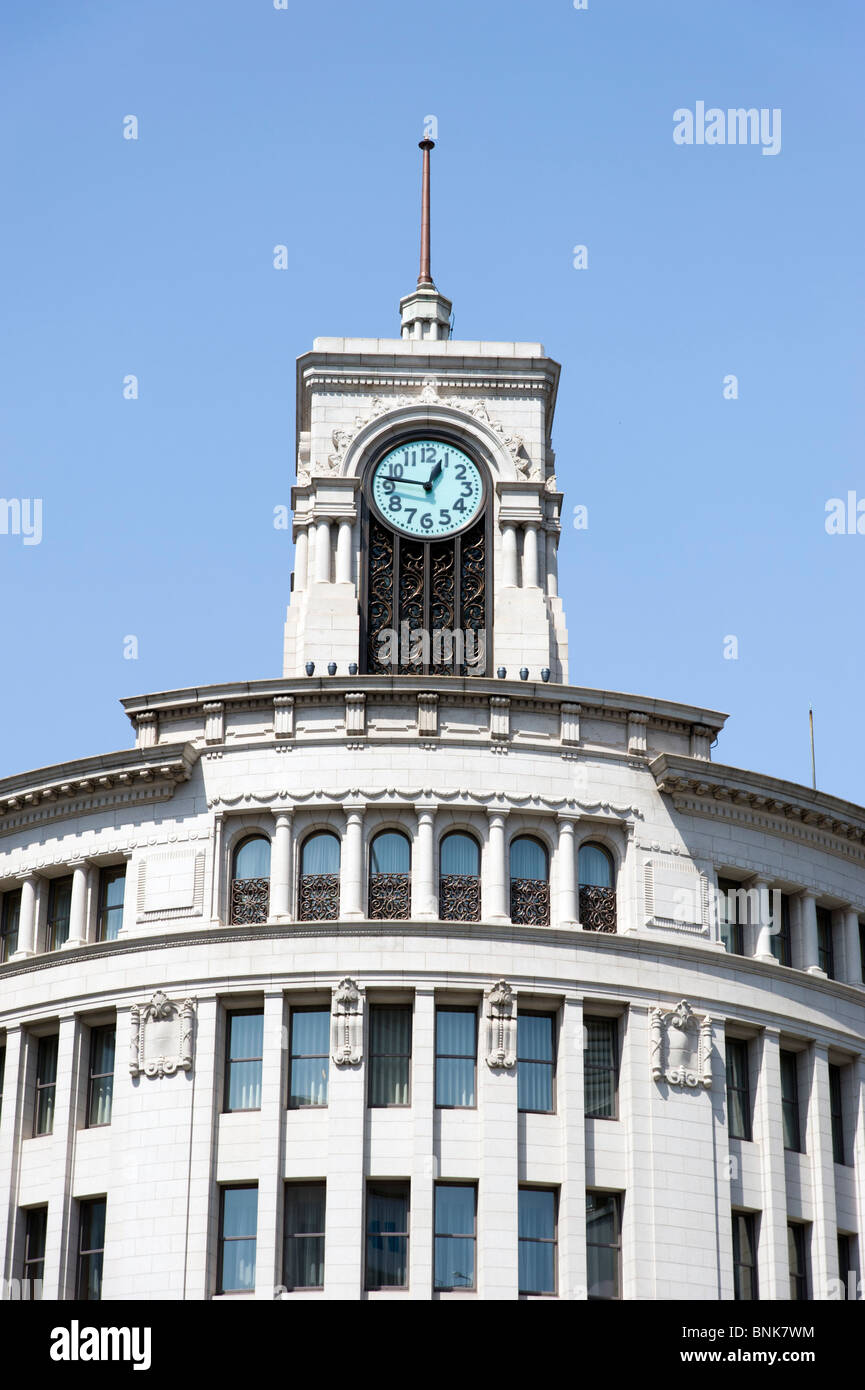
[1,142,864,1303]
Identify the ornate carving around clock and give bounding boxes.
[485,979,517,1068]
[130,991,195,1078]
[650,999,713,1089]
[331,977,364,1065]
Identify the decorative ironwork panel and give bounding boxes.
[430,540,456,675]
[367,519,394,673]
[440,874,481,922]
[298,873,340,922]
[398,540,425,673]
[579,885,617,933]
[368,872,411,921]
[231,877,270,925]
[460,521,486,674]
[510,878,550,926]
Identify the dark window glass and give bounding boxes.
[439,833,481,922]
[771,894,792,966]
[829,1063,845,1164]
[435,1008,476,1108]
[780,1051,801,1152]
[87,1026,115,1127]
[788,1224,808,1301]
[96,867,125,942]
[289,1008,329,1108]
[231,836,270,925]
[77,1198,106,1301]
[434,1184,476,1291]
[283,1183,325,1290]
[584,1017,618,1119]
[23,1206,47,1298]
[34,1035,58,1136]
[732,1211,758,1300]
[837,1234,858,1300]
[0,889,21,962]
[518,1188,556,1295]
[218,1186,258,1294]
[47,877,73,952]
[587,1191,621,1299]
[368,832,411,921]
[517,1012,555,1113]
[817,907,835,978]
[298,832,340,922]
[717,878,745,955]
[225,1011,263,1112]
[368,1006,411,1107]
[726,1039,751,1141]
[366,1182,409,1289]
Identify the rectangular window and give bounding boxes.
[837,1233,859,1300]
[771,893,792,966]
[46,876,73,952]
[22,1206,47,1298]
[586,1190,621,1299]
[434,1184,476,1292]
[518,1187,557,1295]
[816,907,835,979]
[368,1006,411,1107]
[224,1010,263,1112]
[34,1035,58,1137]
[0,889,21,962]
[288,1008,329,1108]
[365,1181,409,1290]
[584,1017,618,1119]
[829,1063,846,1164]
[726,1039,751,1141]
[435,1008,476,1108]
[780,1050,801,1152]
[732,1211,758,1300]
[77,1198,106,1301]
[788,1223,808,1300]
[96,867,126,942]
[717,877,745,955]
[517,1012,555,1114]
[87,1026,115,1128]
[283,1183,325,1291]
[218,1186,258,1294]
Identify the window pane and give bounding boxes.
[366,1186,408,1288]
[586,1193,617,1246]
[227,1013,263,1111]
[301,832,340,875]
[48,877,72,948]
[82,1198,106,1252]
[370,832,410,874]
[518,1014,553,1062]
[292,1009,329,1056]
[227,1060,262,1112]
[289,1057,329,1108]
[369,1057,410,1107]
[89,1027,116,1127]
[436,1009,475,1057]
[519,1239,554,1294]
[369,1006,412,1104]
[435,1236,475,1290]
[518,1061,552,1113]
[510,837,547,881]
[436,1057,475,1108]
[221,1187,258,1293]
[587,1243,618,1299]
[284,1185,325,1290]
[435,1185,474,1235]
[440,833,479,876]
[91,1027,115,1077]
[518,1188,555,1240]
[221,1238,256,1293]
[579,844,613,888]
[234,836,271,879]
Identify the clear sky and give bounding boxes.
[1,0,863,803]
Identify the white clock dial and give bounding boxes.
[371,440,484,538]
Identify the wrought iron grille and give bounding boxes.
[510,878,551,926]
[368,873,411,921]
[298,873,340,922]
[231,877,269,925]
[579,885,617,933]
[367,519,395,673]
[439,873,481,922]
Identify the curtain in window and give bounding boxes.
[221,1189,257,1292]
[36,1037,58,1135]
[586,1192,619,1298]
[369,1009,411,1106]
[584,1020,615,1118]
[301,833,340,874]
[517,1015,553,1112]
[48,878,72,948]
[726,1043,749,1137]
[367,1188,408,1287]
[435,1011,475,1107]
[440,833,479,876]
[434,1186,475,1290]
[284,1185,325,1289]
[90,1029,115,1126]
[227,1013,263,1111]
[733,1214,756,1299]
[78,1199,106,1301]
[234,836,271,879]
[579,843,613,888]
[518,1189,555,1294]
[1,890,21,959]
[370,832,410,874]
[510,837,547,881]
[290,1010,329,1107]
[100,870,125,940]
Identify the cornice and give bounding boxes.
[206,785,643,821]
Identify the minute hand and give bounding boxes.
[378,473,426,486]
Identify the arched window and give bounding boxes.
[231,835,271,925]
[578,843,616,933]
[298,831,341,922]
[369,830,411,921]
[439,832,481,922]
[509,836,550,926]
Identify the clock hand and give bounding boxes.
[423,459,443,491]
[378,473,426,486]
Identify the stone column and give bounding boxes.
[843,908,862,986]
[478,991,519,1299]
[293,527,309,594]
[484,810,509,923]
[537,527,547,595]
[255,991,287,1299]
[314,518,332,584]
[408,989,436,1299]
[11,874,37,958]
[753,1029,789,1299]
[547,532,559,598]
[521,523,539,589]
[807,1044,839,1299]
[63,862,89,949]
[0,1027,24,1288]
[335,520,353,585]
[412,806,437,920]
[51,1014,85,1298]
[558,996,587,1297]
[750,877,776,962]
[556,817,577,927]
[340,805,365,920]
[501,524,518,588]
[270,811,293,921]
[799,891,823,975]
[209,813,225,926]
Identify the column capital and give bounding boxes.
[486,806,509,824]
[274,810,294,829]
[414,804,437,823]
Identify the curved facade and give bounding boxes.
[2,288,865,1304]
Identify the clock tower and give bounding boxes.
[283,138,568,682]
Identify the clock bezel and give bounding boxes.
[364,430,489,542]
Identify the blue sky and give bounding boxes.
[1,0,863,801]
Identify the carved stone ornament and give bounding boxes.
[129,991,195,1078]
[650,999,713,1089]
[331,976,364,1065]
[485,979,517,1069]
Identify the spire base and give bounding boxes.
[400,286,452,341]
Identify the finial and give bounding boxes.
[417,136,435,289]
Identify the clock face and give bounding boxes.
[370,440,484,539]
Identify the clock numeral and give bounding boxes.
[382,479,394,494]
[405,507,417,525]
[391,462,404,478]
[453,498,466,513]
[420,512,433,531]
[454,463,466,480]
[422,445,435,463]
[460,482,473,498]
[439,509,451,526]
[388,496,402,512]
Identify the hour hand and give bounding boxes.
[424,459,443,491]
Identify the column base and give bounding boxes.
[9,949,36,961]
[61,937,87,950]
[755,953,778,964]
[806,965,828,977]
